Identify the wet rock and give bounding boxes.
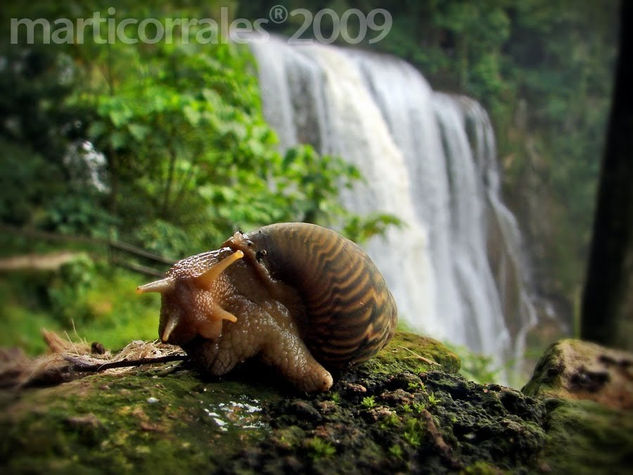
[378,388,414,406]
[280,399,323,424]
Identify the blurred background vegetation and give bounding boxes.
[0,1,618,382]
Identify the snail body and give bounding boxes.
[137,222,397,392]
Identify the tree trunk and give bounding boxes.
[581,2,633,350]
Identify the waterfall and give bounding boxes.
[249,36,537,371]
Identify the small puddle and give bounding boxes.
[201,397,266,432]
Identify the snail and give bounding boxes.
[136,222,397,392]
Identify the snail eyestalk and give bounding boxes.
[197,317,224,339]
[211,305,238,323]
[161,316,179,342]
[157,251,244,344]
[136,277,175,295]
[194,250,244,289]
[194,304,238,341]
[195,250,243,336]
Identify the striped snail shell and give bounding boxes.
[137,222,398,392]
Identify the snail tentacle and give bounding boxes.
[160,315,179,342]
[194,250,244,289]
[136,277,175,294]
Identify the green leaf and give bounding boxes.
[183,106,201,126]
[110,131,128,150]
[87,121,107,139]
[109,106,133,128]
[128,123,150,142]
[201,88,220,104]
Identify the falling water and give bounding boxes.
[249,36,536,371]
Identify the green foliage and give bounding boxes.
[379,412,401,430]
[1,2,396,262]
[78,31,278,249]
[343,213,402,245]
[131,220,192,258]
[47,255,97,327]
[0,260,159,354]
[0,46,111,237]
[446,343,501,384]
[278,145,358,224]
[0,139,58,225]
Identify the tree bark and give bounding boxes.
[581,2,633,350]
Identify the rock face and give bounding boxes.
[0,333,632,474]
[523,338,633,410]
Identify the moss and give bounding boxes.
[306,437,336,459]
[361,396,376,408]
[228,366,549,473]
[542,399,633,474]
[0,365,280,474]
[363,332,461,376]
[402,417,426,446]
[521,340,568,397]
[1,334,632,474]
[460,460,505,474]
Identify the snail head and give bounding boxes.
[136,249,244,345]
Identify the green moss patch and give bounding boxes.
[0,364,280,474]
[542,399,633,474]
[365,332,461,375]
[1,334,632,474]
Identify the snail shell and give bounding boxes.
[137,222,397,391]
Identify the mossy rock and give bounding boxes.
[523,338,633,410]
[0,365,282,474]
[370,332,461,375]
[1,333,632,474]
[542,399,633,474]
[521,338,633,474]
